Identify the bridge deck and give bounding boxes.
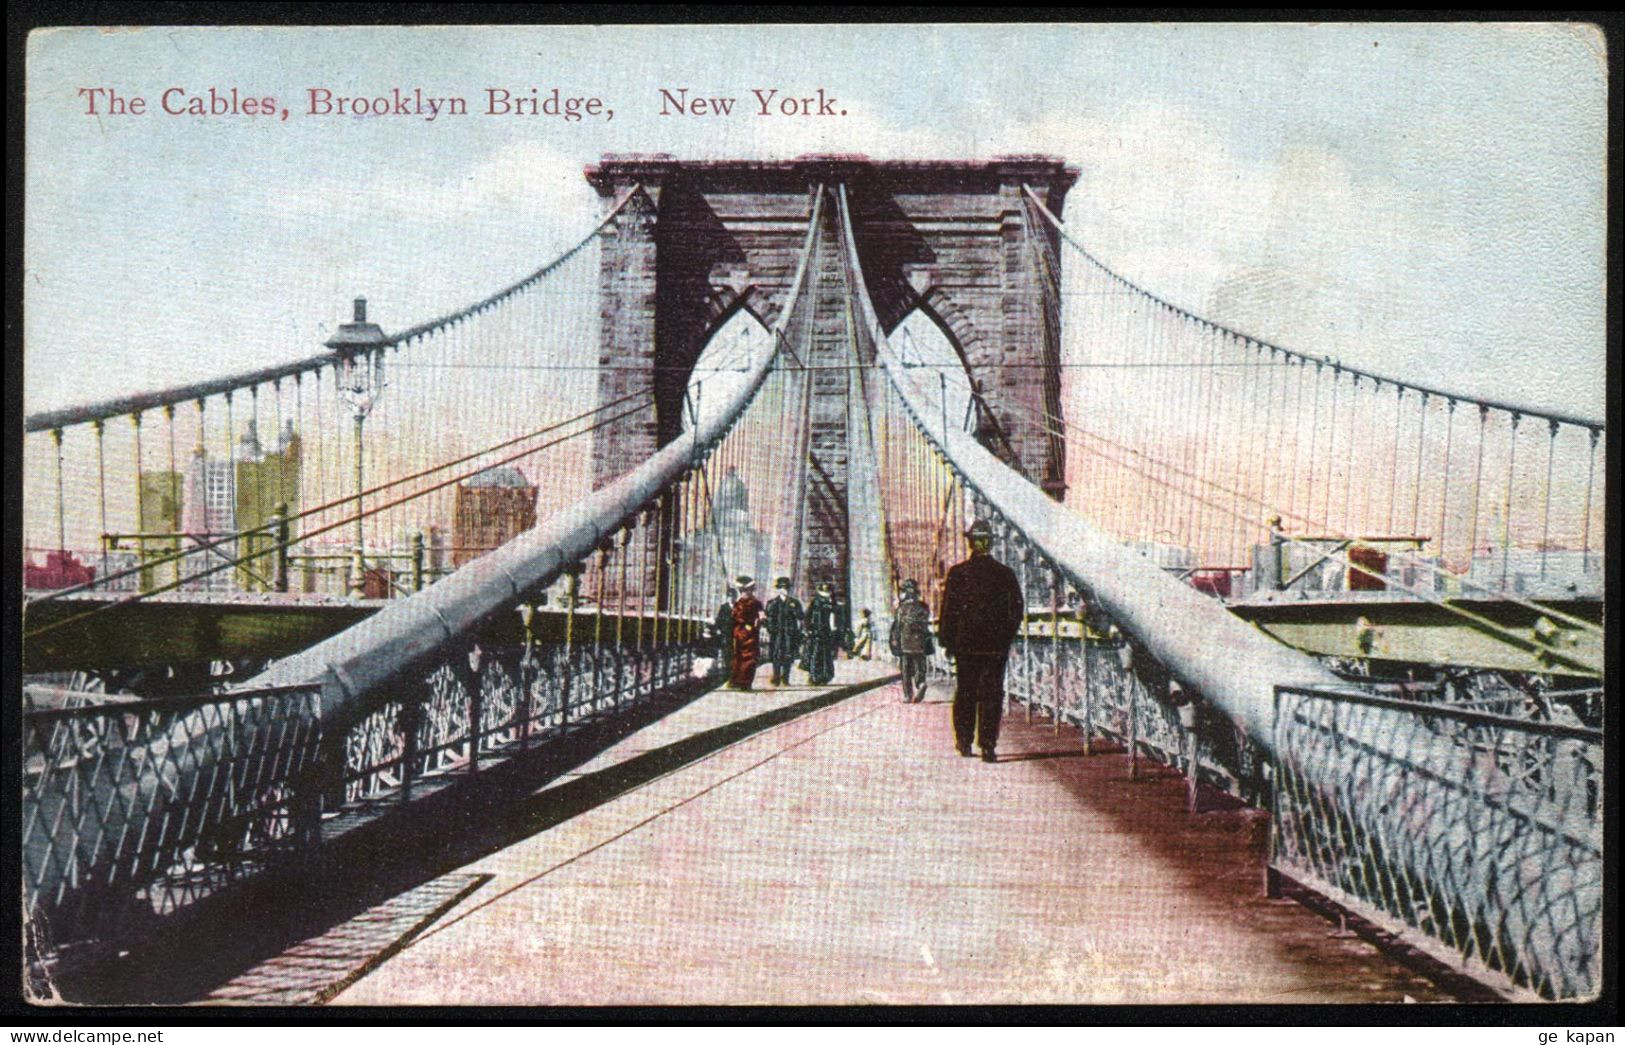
[218,660,1447,1007]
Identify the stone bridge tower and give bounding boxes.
[587,155,1076,591]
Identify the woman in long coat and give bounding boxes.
[729,576,764,690]
[802,582,838,685]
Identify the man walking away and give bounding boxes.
[763,575,805,686]
[937,519,1024,762]
[890,579,934,703]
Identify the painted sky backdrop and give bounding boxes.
[25,23,1607,420]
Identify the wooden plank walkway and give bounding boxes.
[311,661,1449,1006]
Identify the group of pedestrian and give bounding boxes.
[715,576,859,690]
[712,517,1024,765]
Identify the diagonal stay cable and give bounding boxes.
[1005,403,1601,674]
[28,389,652,605]
[957,376,1603,642]
[23,402,648,642]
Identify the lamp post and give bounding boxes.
[326,297,387,597]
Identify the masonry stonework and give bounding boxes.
[586,156,1076,590]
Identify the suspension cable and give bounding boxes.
[24,401,647,642]
[27,389,654,605]
[960,380,1602,642]
[24,187,642,435]
[1021,185,1603,433]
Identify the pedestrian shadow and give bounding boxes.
[66,671,895,1004]
[990,749,1087,764]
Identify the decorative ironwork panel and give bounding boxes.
[22,686,322,950]
[1272,685,1603,1000]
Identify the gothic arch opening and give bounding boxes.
[892,307,978,436]
[679,306,776,597]
[682,303,773,432]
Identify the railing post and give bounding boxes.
[1078,598,1092,752]
[306,685,351,843]
[616,526,631,708]
[1176,684,1199,813]
[592,544,609,715]
[290,711,333,848]
[397,685,424,803]
[517,602,537,746]
[273,502,290,593]
[562,565,581,724]
[1263,683,1284,898]
[457,644,485,773]
[1044,566,1060,726]
[1016,546,1031,714]
[1127,683,1139,779]
[411,532,425,593]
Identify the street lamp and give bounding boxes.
[326,297,387,597]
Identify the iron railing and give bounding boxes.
[23,633,707,971]
[1004,650,1603,1000]
[1271,684,1602,1001]
[1005,628,1271,808]
[22,684,325,957]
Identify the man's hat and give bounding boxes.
[816,582,833,594]
[965,518,995,540]
[774,576,792,589]
[901,578,920,594]
[735,575,756,591]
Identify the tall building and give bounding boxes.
[232,419,301,590]
[130,418,302,592]
[138,469,184,591]
[452,466,538,567]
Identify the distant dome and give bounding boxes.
[464,466,533,489]
[714,467,749,516]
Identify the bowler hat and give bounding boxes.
[965,519,995,540]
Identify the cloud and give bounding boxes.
[991,100,1602,418]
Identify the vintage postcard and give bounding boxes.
[18,23,1608,1011]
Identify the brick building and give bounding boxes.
[452,466,538,567]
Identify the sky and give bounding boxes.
[24,22,1608,420]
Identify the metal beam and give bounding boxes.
[1230,597,1605,677]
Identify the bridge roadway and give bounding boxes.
[207,660,1450,1006]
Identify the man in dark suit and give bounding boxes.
[763,575,804,686]
[936,518,1025,762]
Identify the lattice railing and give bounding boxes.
[1271,685,1602,1000]
[1005,629,1272,807]
[1003,645,1603,1000]
[22,632,707,971]
[22,685,324,956]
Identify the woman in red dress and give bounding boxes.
[729,575,764,690]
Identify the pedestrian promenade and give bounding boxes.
[270,660,1455,1006]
